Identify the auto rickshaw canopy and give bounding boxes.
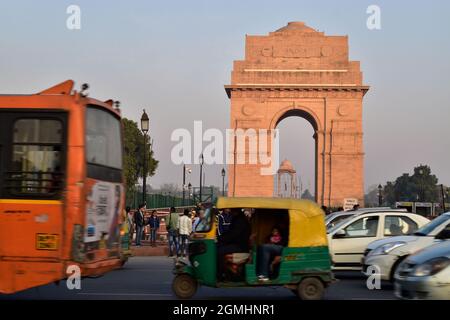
[215,197,328,248]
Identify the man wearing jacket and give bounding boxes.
[134,204,146,247]
[166,207,179,257]
[148,210,160,247]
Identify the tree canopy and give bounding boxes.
[379,165,445,206]
[122,118,158,201]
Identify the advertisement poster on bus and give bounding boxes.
[85,179,123,247]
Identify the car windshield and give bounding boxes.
[326,213,353,231]
[327,214,359,234]
[413,213,450,236]
[325,213,339,223]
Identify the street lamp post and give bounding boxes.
[221,168,226,197]
[440,184,446,213]
[419,169,424,202]
[140,109,149,205]
[378,184,383,207]
[183,165,186,206]
[188,183,192,205]
[199,154,204,204]
[182,165,191,206]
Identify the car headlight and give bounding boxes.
[370,242,406,256]
[411,257,450,277]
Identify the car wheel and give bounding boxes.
[297,277,324,300]
[172,274,198,299]
[390,256,408,282]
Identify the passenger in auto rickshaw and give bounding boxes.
[256,225,288,281]
[217,209,251,280]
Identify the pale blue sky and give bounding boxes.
[1,0,449,192]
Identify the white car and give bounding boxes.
[325,208,404,231]
[327,210,430,270]
[394,240,450,300]
[362,212,450,281]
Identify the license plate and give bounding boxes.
[36,233,59,250]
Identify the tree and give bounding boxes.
[410,165,439,203]
[301,189,315,201]
[364,184,380,207]
[158,183,180,195]
[382,165,440,206]
[122,118,158,203]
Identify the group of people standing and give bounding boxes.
[166,206,208,257]
[126,204,160,247]
[125,204,208,253]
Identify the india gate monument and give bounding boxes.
[225,22,369,207]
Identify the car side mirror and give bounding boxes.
[333,229,346,239]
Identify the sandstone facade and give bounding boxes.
[225,22,369,207]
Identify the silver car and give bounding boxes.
[394,240,450,300]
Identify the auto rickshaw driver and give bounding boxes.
[217,209,251,280]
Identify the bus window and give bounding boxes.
[7,118,64,197]
[86,106,122,169]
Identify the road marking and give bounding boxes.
[77,292,172,297]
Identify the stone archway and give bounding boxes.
[225,22,369,207]
[272,107,320,201]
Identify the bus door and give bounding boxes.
[0,110,67,260]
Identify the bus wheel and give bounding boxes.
[172,274,197,299]
[297,277,324,300]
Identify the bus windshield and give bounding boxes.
[86,106,122,169]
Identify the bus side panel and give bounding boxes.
[0,261,64,294]
[0,202,63,258]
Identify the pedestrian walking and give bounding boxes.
[178,209,192,258]
[148,210,160,247]
[166,207,179,257]
[134,204,146,246]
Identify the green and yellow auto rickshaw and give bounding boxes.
[172,197,334,300]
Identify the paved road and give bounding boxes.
[0,257,396,300]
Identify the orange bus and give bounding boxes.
[0,80,125,294]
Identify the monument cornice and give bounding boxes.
[225,84,370,98]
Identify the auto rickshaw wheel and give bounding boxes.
[172,274,198,299]
[297,277,324,300]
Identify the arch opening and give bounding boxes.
[274,110,318,201]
